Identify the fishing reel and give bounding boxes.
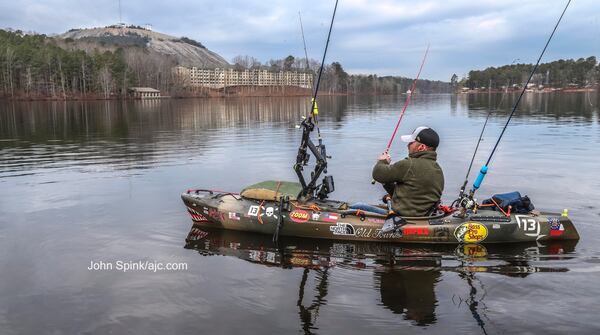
[459,196,476,211]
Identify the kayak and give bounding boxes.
[181,182,580,244]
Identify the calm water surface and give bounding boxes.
[1,93,600,334]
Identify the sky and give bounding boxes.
[1,0,599,81]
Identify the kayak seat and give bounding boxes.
[241,180,302,201]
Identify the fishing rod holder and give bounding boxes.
[294,117,334,200]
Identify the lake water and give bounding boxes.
[1,93,600,334]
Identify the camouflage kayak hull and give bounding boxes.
[181,190,580,244]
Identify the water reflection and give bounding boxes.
[184,226,577,332]
[464,91,599,122]
[2,93,598,180]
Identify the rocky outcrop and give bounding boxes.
[59,26,229,68]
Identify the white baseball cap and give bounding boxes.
[400,126,440,148]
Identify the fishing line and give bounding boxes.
[470,0,571,196]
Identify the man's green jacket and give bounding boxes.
[372,150,444,217]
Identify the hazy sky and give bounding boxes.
[1,0,599,80]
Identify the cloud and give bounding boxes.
[1,0,597,81]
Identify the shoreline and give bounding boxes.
[459,87,598,94]
[1,88,596,102]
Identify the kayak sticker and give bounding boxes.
[330,223,356,236]
[207,208,225,221]
[187,207,209,222]
[248,205,279,219]
[290,209,309,223]
[312,212,321,221]
[433,227,451,240]
[403,227,429,236]
[248,206,260,216]
[228,212,241,220]
[516,215,541,237]
[265,207,274,217]
[454,222,488,243]
[548,217,565,236]
[322,212,339,222]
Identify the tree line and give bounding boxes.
[0,29,176,99]
[232,54,451,94]
[458,56,598,90]
[0,28,450,99]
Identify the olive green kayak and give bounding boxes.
[181,187,579,244]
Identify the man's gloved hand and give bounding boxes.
[381,194,392,203]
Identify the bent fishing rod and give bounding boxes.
[384,44,430,154]
[464,0,571,206]
[371,44,430,184]
[294,0,338,200]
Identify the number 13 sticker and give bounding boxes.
[515,215,540,237]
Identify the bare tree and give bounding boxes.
[98,66,113,98]
[5,47,15,98]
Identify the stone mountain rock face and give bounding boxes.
[60,26,229,68]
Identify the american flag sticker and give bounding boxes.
[322,212,338,222]
[228,212,241,220]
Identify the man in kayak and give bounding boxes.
[351,126,444,217]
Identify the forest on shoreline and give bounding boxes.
[0,29,449,100]
[3,28,598,101]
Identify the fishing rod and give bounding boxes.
[298,12,311,71]
[294,0,339,200]
[453,89,510,207]
[384,44,430,153]
[466,0,571,204]
[298,11,321,139]
[371,44,430,184]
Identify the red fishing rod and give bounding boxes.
[371,44,430,184]
[385,43,430,153]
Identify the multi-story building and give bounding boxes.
[173,66,313,89]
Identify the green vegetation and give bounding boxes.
[461,56,598,90]
[176,37,205,49]
[0,29,130,98]
[233,54,451,94]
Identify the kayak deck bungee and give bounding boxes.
[181,188,579,244]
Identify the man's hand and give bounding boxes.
[381,194,392,203]
[378,152,391,163]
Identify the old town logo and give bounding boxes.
[454,222,488,243]
[289,210,309,223]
